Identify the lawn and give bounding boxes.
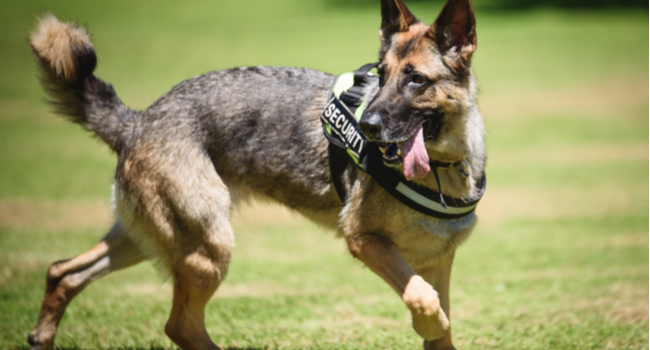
[0,0,647,349]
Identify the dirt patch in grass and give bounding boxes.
[0,99,50,122]
[490,142,648,165]
[119,280,382,302]
[481,77,648,121]
[599,284,649,324]
[478,140,647,226]
[476,186,645,227]
[460,266,647,287]
[2,184,642,234]
[215,283,320,299]
[121,282,172,299]
[0,198,308,232]
[0,199,112,231]
[551,284,649,325]
[232,200,308,226]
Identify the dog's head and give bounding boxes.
[360,0,478,180]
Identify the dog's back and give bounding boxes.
[137,67,342,218]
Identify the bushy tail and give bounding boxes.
[29,14,135,152]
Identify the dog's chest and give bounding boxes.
[390,215,476,269]
[344,177,477,269]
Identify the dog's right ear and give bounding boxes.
[379,0,417,38]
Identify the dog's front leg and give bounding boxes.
[347,233,450,341]
[419,253,456,350]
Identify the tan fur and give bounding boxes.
[29,14,93,82]
[116,138,235,282]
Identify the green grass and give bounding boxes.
[0,0,647,349]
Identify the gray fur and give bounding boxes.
[114,67,343,222]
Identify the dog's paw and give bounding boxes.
[424,339,457,350]
[403,276,450,340]
[424,340,457,350]
[27,330,54,350]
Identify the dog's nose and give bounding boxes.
[359,113,383,140]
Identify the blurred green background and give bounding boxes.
[0,0,647,349]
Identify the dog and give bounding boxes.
[26,0,485,349]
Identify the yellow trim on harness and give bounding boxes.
[332,72,354,99]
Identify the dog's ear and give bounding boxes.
[427,0,476,73]
[379,0,417,38]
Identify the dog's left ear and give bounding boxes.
[427,0,476,73]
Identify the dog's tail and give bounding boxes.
[29,14,136,152]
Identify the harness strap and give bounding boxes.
[328,143,350,204]
[430,163,447,209]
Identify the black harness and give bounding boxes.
[321,63,486,219]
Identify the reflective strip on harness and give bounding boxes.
[395,182,478,215]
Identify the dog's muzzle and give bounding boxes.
[359,112,383,141]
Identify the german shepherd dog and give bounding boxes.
[27,0,485,349]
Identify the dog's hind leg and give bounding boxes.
[164,271,223,350]
[117,146,234,350]
[162,234,231,350]
[159,182,233,350]
[27,220,145,350]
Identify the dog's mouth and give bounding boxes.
[379,143,402,165]
[377,117,442,180]
[378,118,442,165]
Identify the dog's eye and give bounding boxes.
[409,74,427,86]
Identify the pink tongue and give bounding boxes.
[398,126,430,180]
